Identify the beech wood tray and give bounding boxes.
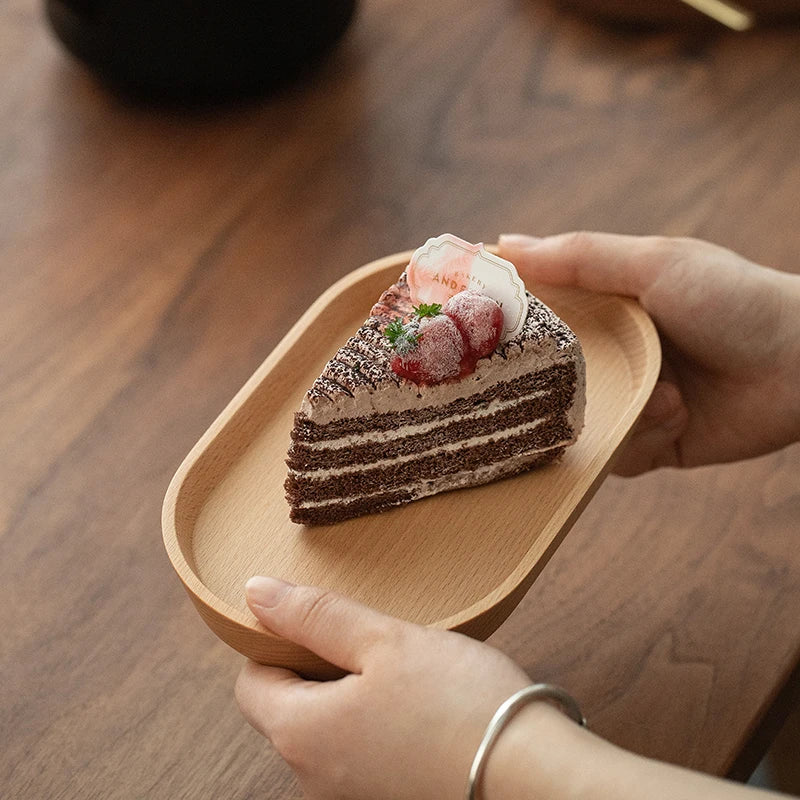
[162,249,661,677]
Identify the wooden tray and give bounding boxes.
[162,249,661,678]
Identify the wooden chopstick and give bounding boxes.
[678,0,755,30]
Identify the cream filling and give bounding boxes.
[303,389,551,450]
[304,344,577,426]
[289,417,554,481]
[296,442,568,509]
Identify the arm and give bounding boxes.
[486,702,789,800]
[236,577,789,800]
[236,236,798,798]
[499,233,800,474]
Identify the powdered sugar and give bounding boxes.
[392,314,465,384]
[443,291,503,358]
[415,315,464,381]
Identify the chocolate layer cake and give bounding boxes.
[285,273,586,525]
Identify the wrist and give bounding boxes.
[481,700,600,800]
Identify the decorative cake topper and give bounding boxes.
[406,234,528,341]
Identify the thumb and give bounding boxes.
[498,231,666,299]
[245,576,397,673]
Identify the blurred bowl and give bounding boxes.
[46,0,358,102]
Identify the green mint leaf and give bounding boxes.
[384,319,420,355]
[413,303,442,319]
[384,319,406,345]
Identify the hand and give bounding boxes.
[234,576,533,800]
[499,232,800,475]
[234,577,777,800]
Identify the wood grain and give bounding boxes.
[2,0,799,796]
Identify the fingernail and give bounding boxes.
[246,576,294,608]
[498,233,541,248]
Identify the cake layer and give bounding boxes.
[300,289,583,427]
[287,388,569,472]
[285,413,573,504]
[290,488,415,526]
[289,446,565,526]
[292,361,578,443]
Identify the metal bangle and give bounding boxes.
[465,683,588,800]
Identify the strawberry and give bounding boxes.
[390,314,465,385]
[442,290,504,360]
[384,293,503,385]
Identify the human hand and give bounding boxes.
[234,576,534,800]
[234,577,771,800]
[499,232,800,475]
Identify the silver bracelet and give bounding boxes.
[465,683,588,800]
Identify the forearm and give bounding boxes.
[484,702,787,800]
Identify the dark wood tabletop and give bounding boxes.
[2,0,799,797]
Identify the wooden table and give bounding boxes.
[2,0,799,796]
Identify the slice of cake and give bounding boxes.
[285,235,586,525]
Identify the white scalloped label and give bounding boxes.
[407,234,528,341]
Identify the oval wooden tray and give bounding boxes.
[162,249,661,678]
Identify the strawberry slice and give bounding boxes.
[442,291,504,361]
[391,314,465,385]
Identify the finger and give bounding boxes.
[613,381,688,476]
[234,660,307,739]
[245,576,397,673]
[498,231,673,298]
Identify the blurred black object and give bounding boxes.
[46,0,358,102]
